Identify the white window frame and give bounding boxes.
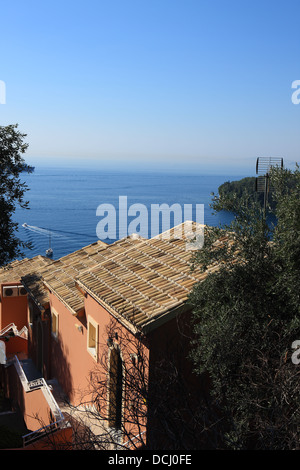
[87,316,98,360]
[51,308,59,339]
[28,299,34,327]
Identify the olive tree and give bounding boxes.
[0,124,33,265]
[189,165,300,449]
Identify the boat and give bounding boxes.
[22,223,28,228]
[46,248,53,258]
[45,233,53,258]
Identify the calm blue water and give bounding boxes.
[13,167,241,260]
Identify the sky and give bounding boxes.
[1,0,299,175]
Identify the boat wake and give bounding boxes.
[21,223,96,258]
[22,224,63,238]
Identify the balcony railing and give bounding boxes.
[22,418,67,448]
[12,355,68,447]
[0,323,28,340]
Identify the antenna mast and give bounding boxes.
[255,157,283,216]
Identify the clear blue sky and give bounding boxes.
[1,0,299,174]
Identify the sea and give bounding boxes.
[13,167,243,261]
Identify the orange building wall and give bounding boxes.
[23,388,53,432]
[49,291,150,404]
[5,336,28,357]
[0,283,28,331]
[84,292,150,430]
[48,292,91,403]
[0,283,29,358]
[146,309,209,448]
[3,359,52,432]
[48,291,149,441]
[23,426,73,450]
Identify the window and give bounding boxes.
[108,346,123,429]
[28,299,34,326]
[87,317,98,359]
[51,309,59,338]
[89,323,96,349]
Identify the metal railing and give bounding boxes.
[11,355,67,447]
[0,323,28,340]
[22,418,67,447]
[13,355,64,420]
[123,430,146,449]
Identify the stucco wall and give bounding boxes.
[0,283,28,331]
[0,283,29,358]
[3,361,52,432]
[47,291,149,442]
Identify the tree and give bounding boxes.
[189,165,300,449]
[218,176,265,208]
[0,124,33,266]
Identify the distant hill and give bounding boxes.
[218,173,297,213]
[218,176,265,207]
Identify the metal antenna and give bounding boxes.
[255,157,283,216]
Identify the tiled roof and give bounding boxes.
[2,222,224,332]
[0,255,53,285]
[41,238,142,315]
[76,225,215,332]
[21,240,108,311]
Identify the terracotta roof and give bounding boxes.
[41,237,145,315]
[21,240,108,311]
[0,255,53,285]
[2,222,225,332]
[21,237,145,314]
[76,224,213,332]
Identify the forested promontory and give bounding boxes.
[218,177,264,206]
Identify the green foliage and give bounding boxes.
[219,176,257,198]
[0,124,32,266]
[189,166,300,449]
[218,177,264,210]
[217,173,298,215]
